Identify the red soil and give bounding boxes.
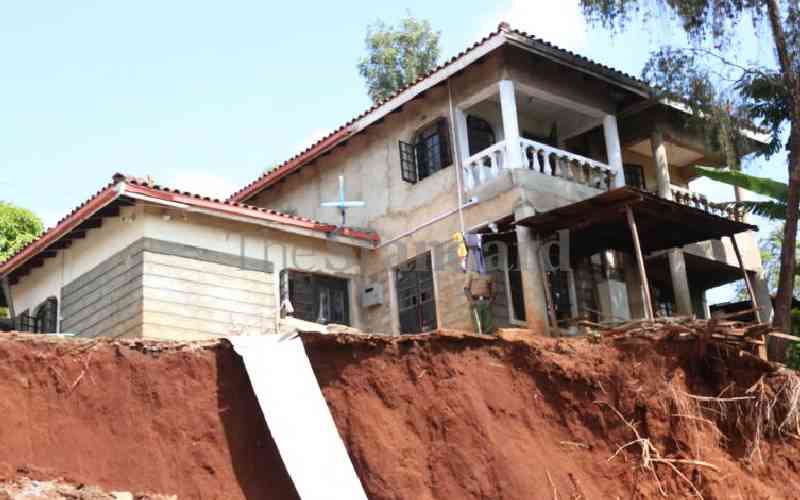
[0,331,797,499]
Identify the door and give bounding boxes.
[396,253,437,334]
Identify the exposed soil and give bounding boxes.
[0,475,175,499]
[0,334,297,499]
[0,331,797,499]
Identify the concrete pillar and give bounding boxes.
[668,250,693,316]
[499,80,524,169]
[602,114,625,188]
[595,252,631,321]
[651,127,672,199]
[454,107,470,162]
[386,268,400,336]
[623,254,646,319]
[750,270,774,324]
[651,128,693,316]
[514,225,550,336]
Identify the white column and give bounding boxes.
[602,114,625,188]
[454,107,470,161]
[499,80,524,169]
[650,128,692,316]
[667,250,693,316]
[651,128,672,199]
[751,270,773,324]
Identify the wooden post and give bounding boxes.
[729,234,762,324]
[625,206,654,320]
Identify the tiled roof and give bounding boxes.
[227,23,651,203]
[0,173,378,278]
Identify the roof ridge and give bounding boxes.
[227,23,650,204]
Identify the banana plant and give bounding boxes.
[696,166,788,220]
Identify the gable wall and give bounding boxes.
[248,53,505,237]
[10,202,363,337]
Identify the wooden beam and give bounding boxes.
[626,206,654,320]
[81,218,102,230]
[729,234,762,324]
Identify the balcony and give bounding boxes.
[671,185,743,222]
[462,138,618,192]
[454,80,624,199]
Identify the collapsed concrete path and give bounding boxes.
[229,335,367,500]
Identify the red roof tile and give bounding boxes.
[0,174,378,278]
[227,23,650,204]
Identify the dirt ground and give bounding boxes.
[0,330,797,499]
[0,475,175,499]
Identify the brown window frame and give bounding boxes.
[280,270,350,326]
[398,118,453,184]
[623,164,646,190]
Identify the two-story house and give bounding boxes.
[0,23,772,339]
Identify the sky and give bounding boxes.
[0,0,789,302]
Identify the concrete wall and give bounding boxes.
[10,201,364,338]
[12,205,146,322]
[684,230,761,272]
[248,53,504,236]
[141,249,274,340]
[60,241,145,337]
[621,149,693,192]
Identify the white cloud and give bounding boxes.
[481,0,588,53]
[158,169,240,200]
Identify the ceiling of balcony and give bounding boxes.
[464,94,602,143]
[628,139,705,167]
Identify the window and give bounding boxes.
[280,270,350,325]
[398,118,452,184]
[32,297,58,333]
[16,310,31,332]
[483,239,525,323]
[623,164,646,190]
[467,115,496,156]
[395,253,437,334]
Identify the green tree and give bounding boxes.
[358,15,441,104]
[0,202,43,263]
[696,166,789,220]
[579,0,800,335]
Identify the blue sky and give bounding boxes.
[0,1,788,301]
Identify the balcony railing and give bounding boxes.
[462,138,618,192]
[671,185,743,221]
[520,138,616,190]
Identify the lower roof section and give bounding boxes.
[516,187,757,257]
[0,174,379,285]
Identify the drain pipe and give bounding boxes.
[447,79,467,235]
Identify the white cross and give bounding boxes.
[321,176,365,227]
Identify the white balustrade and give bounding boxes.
[462,141,507,191]
[518,138,617,190]
[671,184,740,221]
[461,138,618,192]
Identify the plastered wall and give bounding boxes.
[10,202,363,336]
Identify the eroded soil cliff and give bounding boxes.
[0,331,797,499]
